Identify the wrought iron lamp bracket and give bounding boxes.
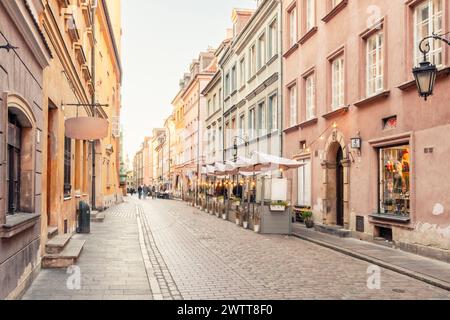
[0,42,18,52]
[419,33,450,61]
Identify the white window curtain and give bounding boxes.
[298,159,312,207]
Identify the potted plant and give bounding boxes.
[252,208,261,233]
[231,197,241,208]
[302,211,314,229]
[242,207,249,229]
[270,200,289,212]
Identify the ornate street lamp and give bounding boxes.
[413,33,450,101]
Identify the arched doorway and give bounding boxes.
[336,147,344,226]
[322,130,350,228]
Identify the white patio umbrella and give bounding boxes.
[250,151,305,172]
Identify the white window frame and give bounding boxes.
[248,108,256,139]
[414,0,443,68]
[249,44,257,78]
[258,32,266,69]
[305,74,316,121]
[268,93,278,132]
[289,85,298,127]
[331,56,344,110]
[268,18,278,58]
[366,31,384,97]
[297,159,312,207]
[306,0,316,31]
[239,57,246,88]
[289,7,298,47]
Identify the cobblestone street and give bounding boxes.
[23,198,450,300]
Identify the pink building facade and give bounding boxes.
[282,0,450,258]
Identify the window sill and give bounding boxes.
[298,27,318,45]
[283,124,300,134]
[283,43,299,59]
[322,106,349,120]
[397,67,450,91]
[247,75,256,84]
[322,0,348,23]
[299,117,318,129]
[369,213,411,223]
[266,54,278,67]
[0,213,40,239]
[354,90,390,108]
[230,90,237,97]
[224,96,231,103]
[256,65,267,76]
[238,85,246,93]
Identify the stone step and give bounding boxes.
[42,239,85,269]
[47,226,58,239]
[314,224,352,238]
[45,233,72,254]
[90,211,105,223]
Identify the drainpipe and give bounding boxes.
[277,0,283,160]
[90,2,97,210]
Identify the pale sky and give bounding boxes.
[121,0,257,162]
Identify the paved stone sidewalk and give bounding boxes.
[137,198,450,300]
[22,200,152,300]
[22,197,450,300]
[292,224,450,291]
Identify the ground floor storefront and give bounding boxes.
[288,125,450,262]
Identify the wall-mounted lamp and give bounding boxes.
[351,131,362,158]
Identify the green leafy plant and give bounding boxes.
[301,211,313,221]
[271,200,289,207]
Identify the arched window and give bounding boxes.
[5,94,36,215]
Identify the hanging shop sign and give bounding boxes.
[65,117,108,140]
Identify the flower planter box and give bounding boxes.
[235,218,240,226]
[270,205,286,212]
[222,214,227,220]
[254,225,260,233]
[243,221,248,229]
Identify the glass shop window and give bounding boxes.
[379,145,410,216]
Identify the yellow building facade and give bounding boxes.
[40,0,122,248]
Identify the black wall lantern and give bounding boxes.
[413,33,450,101]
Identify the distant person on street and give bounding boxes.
[152,186,156,199]
[143,185,148,199]
[138,185,143,199]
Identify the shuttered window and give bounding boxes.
[64,136,72,197]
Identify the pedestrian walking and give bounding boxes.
[152,185,156,199]
[143,185,148,200]
[138,185,143,199]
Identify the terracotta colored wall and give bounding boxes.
[282,0,450,249]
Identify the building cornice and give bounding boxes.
[2,0,51,68]
[201,71,222,96]
[99,0,122,83]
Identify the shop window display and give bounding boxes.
[379,145,410,216]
